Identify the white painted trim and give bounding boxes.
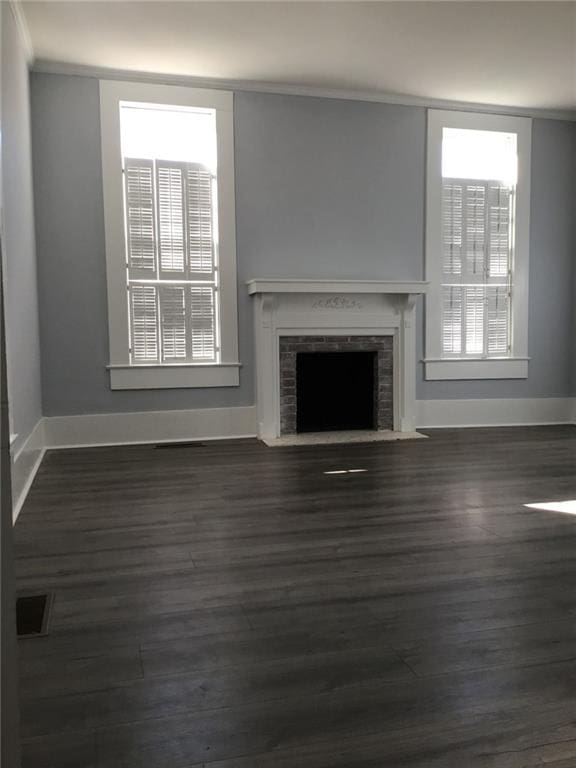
[43,406,257,449]
[31,60,576,123]
[247,279,428,295]
[416,398,574,429]
[571,399,576,426]
[99,79,239,387]
[108,363,241,390]
[424,358,529,380]
[8,1,33,64]
[11,419,45,522]
[425,109,532,380]
[12,449,44,523]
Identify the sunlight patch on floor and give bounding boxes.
[324,469,368,475]
[524,500,576,515]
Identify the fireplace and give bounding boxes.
[297,352,375,432]
[247,279,427,440]
[279,335,394,435]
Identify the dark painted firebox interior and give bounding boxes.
[296,351,376,433]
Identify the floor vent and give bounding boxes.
[154,441,206,449]
[16,592,53,638]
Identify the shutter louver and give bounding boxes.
[186,165,215,277]
[124,159,156,276]
[130,285,159,363]
[442,183,463,276]
[487,286,510,355]
[159,287,187,362]
[157,163,186,275]
[190,286,215,360]
[464,286,485,355]
[442,286,462,354]
[465,185,486,277]
[488,184,512,278]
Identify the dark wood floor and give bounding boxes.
[13,426,576,767]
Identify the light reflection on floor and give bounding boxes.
[524,500,576,515]
[324,469,368,475]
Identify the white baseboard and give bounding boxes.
[11,400,576,522]
[571,399,576,426]
[416,397,575,429]
[43,405,258,449]
[11,419,46,522]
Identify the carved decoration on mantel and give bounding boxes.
[311,296,363,311]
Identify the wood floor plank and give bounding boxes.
[391,617,576,676]
[91,667,576,767]
[19,644,143,698]
[20,646,413,739]
[20,730,96,768]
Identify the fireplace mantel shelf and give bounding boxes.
[247,279,428,295]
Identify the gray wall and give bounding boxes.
[2,8,42,441]
[30,73,576,416]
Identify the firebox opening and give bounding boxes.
[296,351,376,433]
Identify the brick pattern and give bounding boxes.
[279,335,394,435]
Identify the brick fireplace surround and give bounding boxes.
[279,335,394,435]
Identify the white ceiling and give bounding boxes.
[22,1,576,113]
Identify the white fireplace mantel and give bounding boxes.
[247,279,428,296]
[248,279,427,440]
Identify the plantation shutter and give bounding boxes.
[464,185,486,278]
[190,286,216,360]
[442,178,512,357]
[488,184,512,278]
[129,285,159,363]
[186,164,215,279]
[442,286,462,355]
[125,158,218,365]
[156,162,186,276]
[124,159,156,278]
[464,286,486,355]
[442,183,463,277]
[487,286,510,355]
[159,286,187,362]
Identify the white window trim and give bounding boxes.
[424,109,532,381]
[100,80,239,389]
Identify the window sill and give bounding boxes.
[424,358,529,381]
[107,363,241,390]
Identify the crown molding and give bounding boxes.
[31,59,576,122]
[8,1,34,64]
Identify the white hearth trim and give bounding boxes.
[263,430,427,447]
[248,279,427,440]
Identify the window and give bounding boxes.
[100,81,239,389]
[425,110,531,380]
